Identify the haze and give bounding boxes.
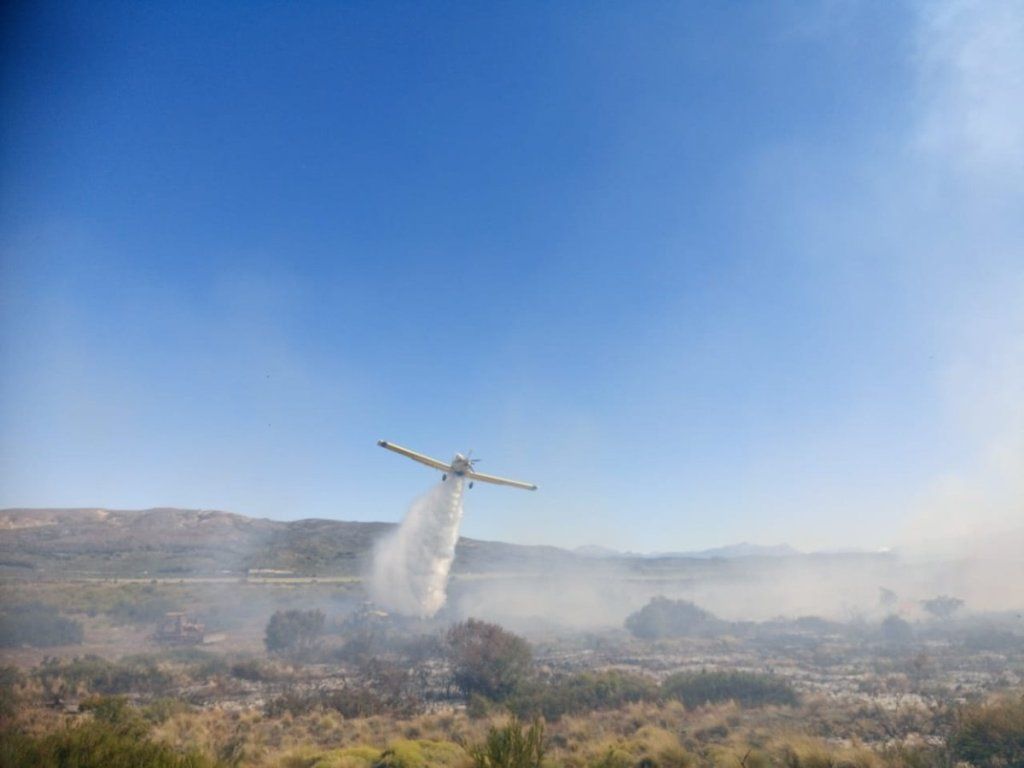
[1,1,1021,554]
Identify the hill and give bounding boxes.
[0,507,582,579]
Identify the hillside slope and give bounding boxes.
[0,507,581,578]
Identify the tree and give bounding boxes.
[447,619,532,700]
[921,595,964,620]
[624,597,721,639]
[264,609,324,654]
[878,587,898,609]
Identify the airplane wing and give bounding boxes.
[377,440,452,471]
[465,470,538,491]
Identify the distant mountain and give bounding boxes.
[575,541,802,560]
[573,544,624,558]
[673,542,802,559]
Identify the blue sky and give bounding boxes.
[2,1,1021,551]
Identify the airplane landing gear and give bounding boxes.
[442,473,447,482]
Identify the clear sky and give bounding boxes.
[1,1,1021,552]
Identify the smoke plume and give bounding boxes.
[369,478,466,617]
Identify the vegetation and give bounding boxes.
[0,667,22,720]
[1,578,1020,768]
[948,693,1024,766]
[265,662,419,719]
[921,595,965,620]
[264,608,325,654]
[661,671,798,709]
[880,615,914,645]
[508,671,659,720]
[624,597,723,639]
[0,602,83,648]
[0,719,222,768]
[468,717,545,768]
[448,619,532,700]
[34,655,172,697]
[108,586,178,626]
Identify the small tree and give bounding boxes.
[878,587,898,609]
[447,619,532,700]
[921,595,964,620]
[264,609,324,654]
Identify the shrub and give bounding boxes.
[0,667,23,720]
[265,609,325,654]
[661,670,798,709]
[79,695,150,740]
[948,694,1024,767]
[265,684,416,719]
[229,659,273,681]
[280,745,381,768]
[447,619,532,701]
[128,649,226,683]
[374,739,465,768]
[0,602,84,648]
[143,697,193,724]
[624,597,722,639]
[508,670,659,720]
[468,717,545,768]
[920,595,964,620]
[0,719,222,768]
[34,655,171,696]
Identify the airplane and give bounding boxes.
[377,440,537,491]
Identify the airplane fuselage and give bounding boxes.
[449,453,473,475]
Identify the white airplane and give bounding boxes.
[377,440,537,491]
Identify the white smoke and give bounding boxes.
[369,478,466,617]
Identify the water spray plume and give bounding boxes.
[370,478,466,617]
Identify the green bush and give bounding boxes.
[0,603,84,648]
[265,609,325,654]
[0,720,222,768]
[948,694,1024,767]
[79,695,150,740]
[126,650,226,683]
[143,697,193,724]
[508,670,659,720]
[661,670,798,709]
[373,739,465,768]
[468,717,545,768]
[35,655,171,696]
